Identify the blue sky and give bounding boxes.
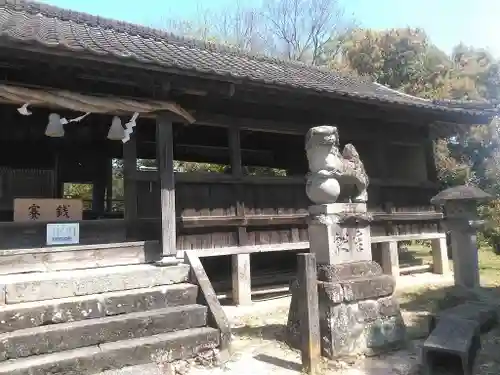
[40,0,499,58]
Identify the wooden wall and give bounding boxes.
[133,172,442,252]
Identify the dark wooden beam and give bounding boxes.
[228,126,248,249]
[156,112,177,259]
[193,112,429,143]
[0,51,236,100]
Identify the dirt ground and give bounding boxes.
[100,243,500,375]
[100,272,454,375]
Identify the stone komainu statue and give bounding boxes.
[305,125,369,204]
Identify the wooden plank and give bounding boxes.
[399,264,433,274]
[123,134,138,239]
[232,253,252,305]
[156,113,176,258]
[371,232,445,243]
[177,211,442,229]
[179,241,310,258]
[297,253,321,375]
[184,251,232,351]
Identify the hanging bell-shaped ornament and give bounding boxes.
[45,113,65,137]
[107,116,125,141]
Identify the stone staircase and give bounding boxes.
[0,263,221,375]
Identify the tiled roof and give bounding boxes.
[0,0,496,117]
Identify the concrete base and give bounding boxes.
[287,261,406,358]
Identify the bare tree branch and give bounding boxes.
[262,0,354,64]
[159,0,355,65]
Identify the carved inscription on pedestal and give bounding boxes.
[334,231,349,254]
[334,227,365,254]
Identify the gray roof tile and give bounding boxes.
[0,0,496,117]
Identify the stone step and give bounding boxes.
[0,327,219,375]
[1,264,190,304]
[0,283,198,334]
[0,304,207,360]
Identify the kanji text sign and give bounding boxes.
[13,199,83,222]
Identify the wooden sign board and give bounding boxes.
[13,199,83,222]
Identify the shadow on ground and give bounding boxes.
[253,354,302,372]
[399,284,500,314]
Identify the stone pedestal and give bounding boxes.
[286,203,406,358]
[308,203,372,264]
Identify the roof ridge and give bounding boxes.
[1,0,367,82]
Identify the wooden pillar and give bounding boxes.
[92,160,106,216]
[156,113,177,261]
[52,152,62,198]
[105,158,113,213]
[424,129,439,183]
[431,237,450,275]
[123,134,138,239]
[229,126,252,305]
[381,240,400,278]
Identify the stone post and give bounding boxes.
[431,185,492,289]
[286,125,406,358]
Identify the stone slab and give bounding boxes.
[0,283,197,334]
[0,327,219,375]
[430,302,497,334]
[3,264,190,304]
[318,261,382,282]
[422,316,480,375]
[341,275,395,302]
[0,242,160,275]
[0,304,207,360]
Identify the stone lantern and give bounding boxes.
[431,185,492,289]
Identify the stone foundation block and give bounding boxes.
[341,275,395,302]
[317,261,382,282]
[318,281,343,304]
[378,296,401,318]
[321,304,406,357]
[357,300,379,322]
[287,273,406,358]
